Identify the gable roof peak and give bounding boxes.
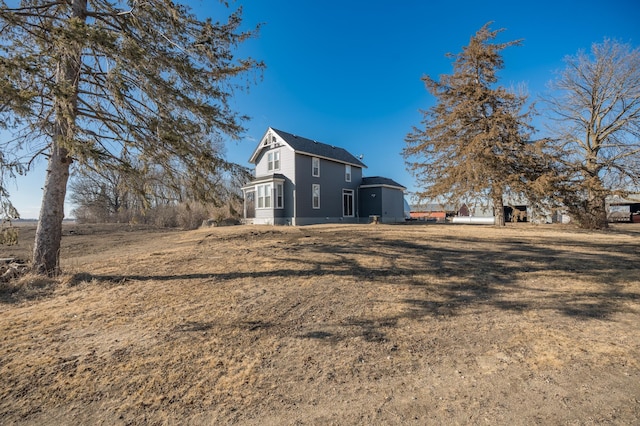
[255,127,366,168]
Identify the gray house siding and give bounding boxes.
[243,127,405,226]
[294,154,362,225]
[278,147,296,182]
[379,186,406,223]
[253,206,274,224]
[246,143,297,225]
[358,177,407,224]
[247,176,287,225]
[359,187,382,222]
[254,145,296,180]
[281,177,296,223]
[273,148,296,225]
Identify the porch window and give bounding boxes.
[275,182,284,209]
[345,164,351,182]
[257,183,272,208]
[312,184,320,209]
[245,190,255,219]
[312,157,320,177]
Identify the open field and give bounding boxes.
[1,222,639,424]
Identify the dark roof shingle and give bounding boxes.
[361,176,406,189]
[272,128,366,168]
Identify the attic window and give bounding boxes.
[263,134,276,147]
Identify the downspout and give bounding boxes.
[356,187,360,223]
[292,188,296,226]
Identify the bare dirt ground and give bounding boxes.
[1,222,639,425]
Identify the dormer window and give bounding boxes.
[267,150,280,172]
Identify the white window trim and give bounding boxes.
[312,184,320,209]
[342,189,354,217]
[257,183,272,209]
[345,164,351,182]
[267,150,281,172]
[312,157,320,177]
[275,182,284,209]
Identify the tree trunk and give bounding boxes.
[492,188,505,226]
[581,189,608,229]
[32,145,72,275]
[31,0,86,276]
[578,165,609,229]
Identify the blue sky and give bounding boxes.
[6,0,640,218]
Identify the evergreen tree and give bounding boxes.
[404,23,548,226]
[0,0,263,275]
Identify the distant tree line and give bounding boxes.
[69,163,250,229]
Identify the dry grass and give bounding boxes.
[1,222,639,424]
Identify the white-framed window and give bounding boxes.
[345,164,351,182]
[343,189,354,217]
[275,182,284,209]
[312,157,320,177]
[312,184,320,209]
[267,150,280,172]
[257,183,272,208]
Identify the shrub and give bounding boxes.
[0,226,18,246]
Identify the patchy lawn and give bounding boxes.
[1,222,639,424]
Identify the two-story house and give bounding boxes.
[242,127,406,225]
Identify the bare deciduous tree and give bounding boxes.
[544,39,640,229]
[69,158,251,226]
